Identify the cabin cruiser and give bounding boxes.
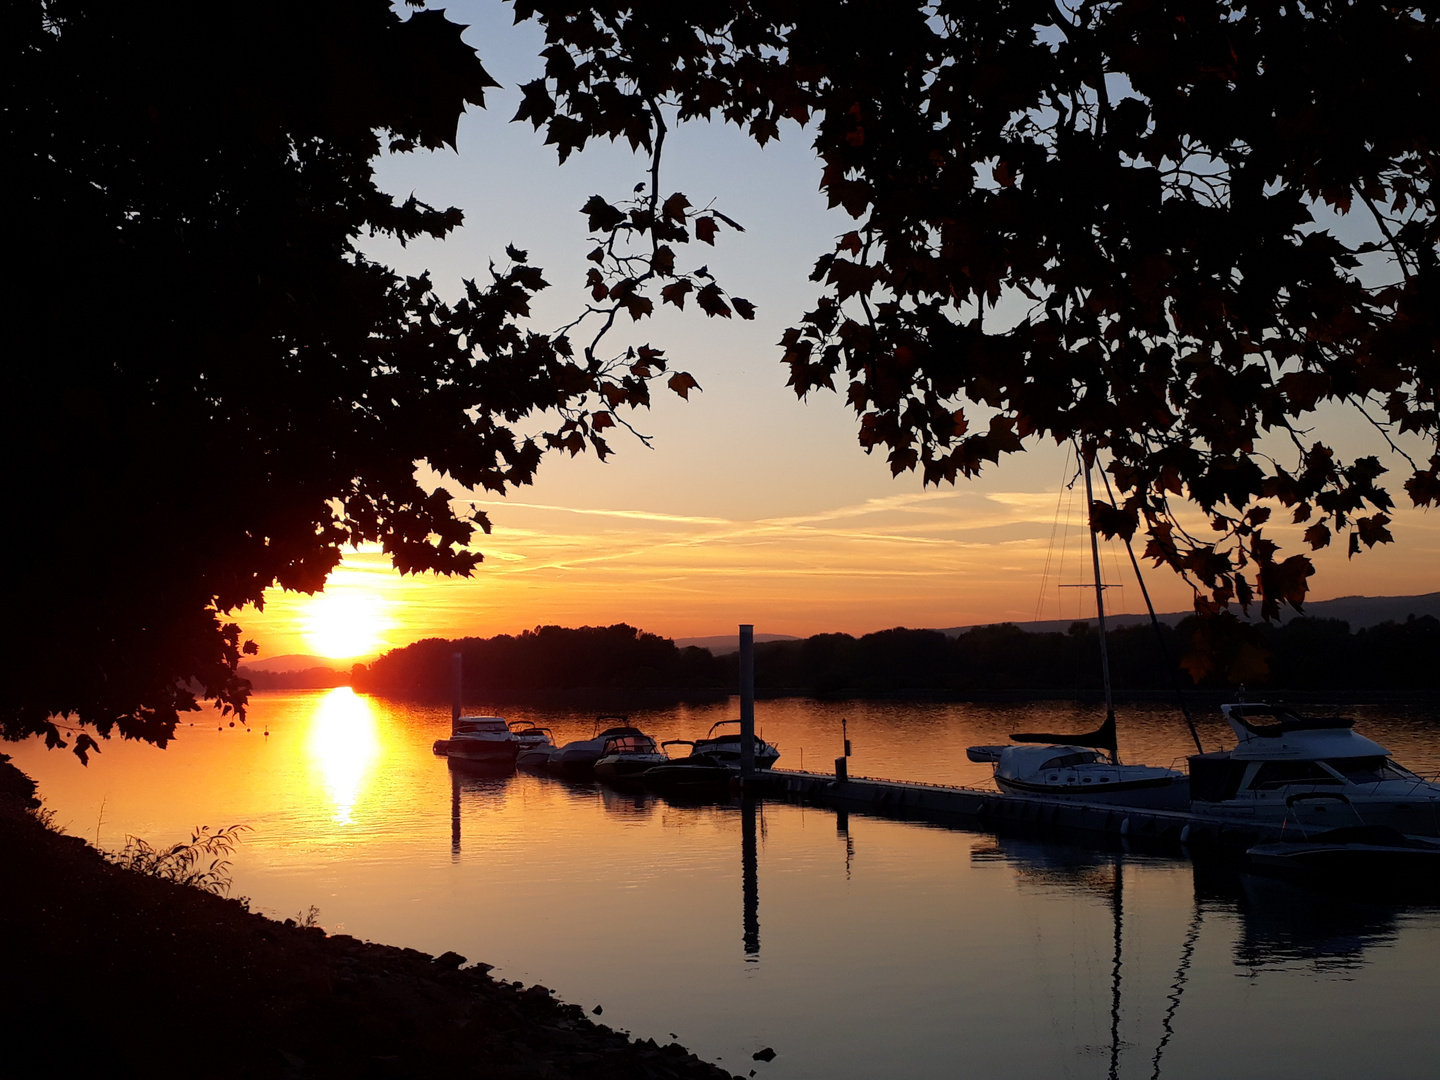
[1190,703,1440,836]
[433,715,520,764]
[548,716,643,776]
[593,730,668,784]
[687,720,781,770]
[509,722,556,768]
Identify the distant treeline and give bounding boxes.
[736,615,1440,696]
[344,616,1440,701]
[238,666,350,691]
[351,624,723,699]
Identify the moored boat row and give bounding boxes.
[434,714,781,789]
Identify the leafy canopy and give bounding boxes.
[514,0,1439,621]
[7,0,1438,757]
[4,0,743,757]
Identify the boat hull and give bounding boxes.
[643,761,737,790]
[436,738,519,764]
[1247,828,1440,886]
[1191,796,1440,837]
[594,754,667,784]
[995,774,1190,810]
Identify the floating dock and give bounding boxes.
[754,768,1286,851]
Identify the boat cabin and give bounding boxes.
[454,716,510,736]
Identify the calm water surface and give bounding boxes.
[15,692,1440,1079]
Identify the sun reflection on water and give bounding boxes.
[305,687,381,825]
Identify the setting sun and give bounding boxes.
[301,588,392,660]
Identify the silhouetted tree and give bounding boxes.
[5,1,735,757]
[352,624,725,697]
[516,0,1440,621]
[9,1,1439,758]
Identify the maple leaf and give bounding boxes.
[662,192,691,222]
[667,372,701,399]
[661,280,693,309]
[695,283,731,317]
[581,195,625,233]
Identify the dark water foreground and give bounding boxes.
[11,691,1440,1079]
[0,756,735,1080]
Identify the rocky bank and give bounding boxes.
[0,756,741,1080]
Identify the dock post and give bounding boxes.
[739,624,755,777]
[451,651,463,735]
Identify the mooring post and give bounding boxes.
[739,623,756,778]
[451,651,463,735]
[842,716,851,757]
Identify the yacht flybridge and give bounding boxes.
[1190,703,1440,836]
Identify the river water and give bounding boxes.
[12,691,1440,1079]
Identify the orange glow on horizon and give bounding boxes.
[234,481,1440,662]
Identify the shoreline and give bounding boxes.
[0,756,740,1080]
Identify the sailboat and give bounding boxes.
[967,450,1189,810]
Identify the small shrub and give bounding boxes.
[109,824,251,896]
[27,805,61,832]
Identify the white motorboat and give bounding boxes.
[688,719,781,769]
[433,715,520,765]
[509,722,555,767]
[593,730,667,784]
[1190,703,1440,836]
[549,716,642,776]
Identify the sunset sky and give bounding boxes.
[240,1,1440,661]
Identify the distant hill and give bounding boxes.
[935,592,1440,637]
[238,664,349,690]
[675,633,802,655]
[244,653,365,673]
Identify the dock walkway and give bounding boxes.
[755,768,1281,850]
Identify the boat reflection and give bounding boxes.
[447,757,514,859]
[441,767,763,960]
[1195,859,1415,972]
[305,687,381,825]
[970,828,1439,1077]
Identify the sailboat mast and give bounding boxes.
[1083,455,1117,759]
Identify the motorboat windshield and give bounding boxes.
[455,716,510,736]
[602,733,659,755]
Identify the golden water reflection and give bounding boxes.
[305,687,382,825]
